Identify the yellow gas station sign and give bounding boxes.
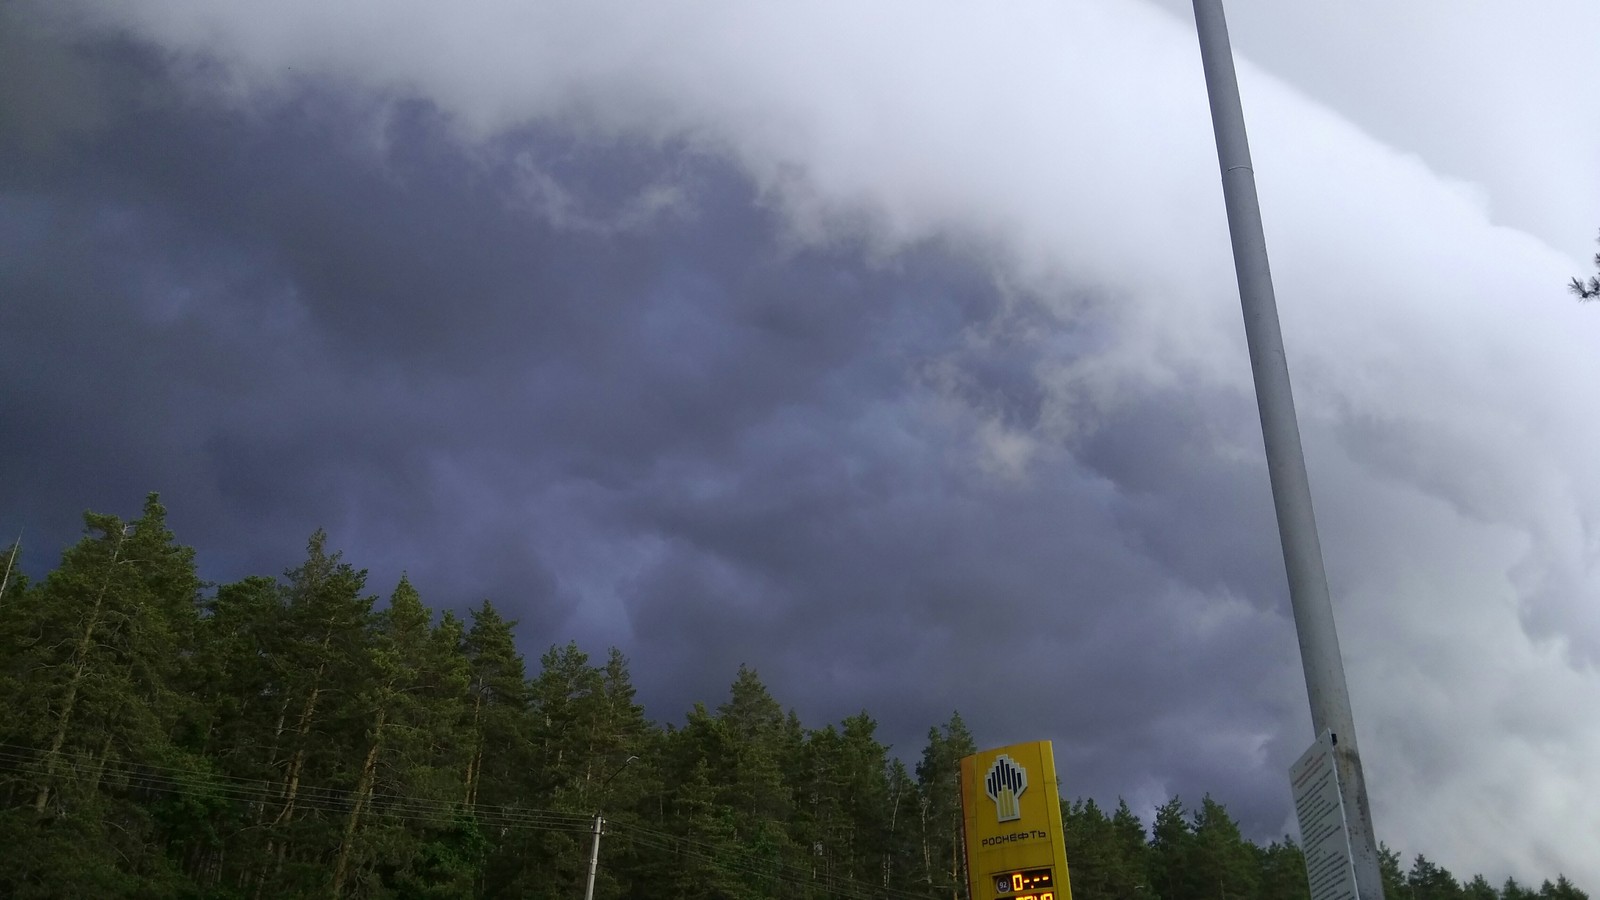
[960,741,1073,900]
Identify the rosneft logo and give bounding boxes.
[984,754,1028,823]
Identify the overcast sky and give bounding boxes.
[3,0,1598,887]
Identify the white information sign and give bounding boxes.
[1289,731,1359,900]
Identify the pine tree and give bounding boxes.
[1061,798,1117,897]
[1407,854,1466,900]
[1109,799,1157,898]
[882,758,920,890]
[1253,837,1310,900]
[1505,876,1540,900]
[1380,843,1410,899]
[461,601,535,897]
[515,641,646,899]
[639,706,745,898]
[577,649,654,900]
[1540,875,1590,900]
[331,576,478,898]
[914,712,975,899]
[177,574,287,892]
[834,712,893,887]
[659,758,744,898]
[461,600,528,812]
[789,712,891,894]
[381,608,483,899]
[252,529,377,897]
[796,723,848,889]
[5,493,1599,899]
[0,496,203,897]
[713,666,799,896]
[1462,874,1499,900]
[1190,796,1259,899]
[1149,797,1193,900]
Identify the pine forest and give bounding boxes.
[0,496,1587,900]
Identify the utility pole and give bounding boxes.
[1188,2,1385,898]
[581,814,605,900]
[581,755,639,900]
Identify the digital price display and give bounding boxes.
[994,867,1054,894]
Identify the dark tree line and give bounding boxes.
[0,497,1588,899]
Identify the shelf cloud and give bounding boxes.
[4,0,1597,886]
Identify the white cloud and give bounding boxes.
[1143,0,1600,262]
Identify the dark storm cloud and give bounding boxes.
[9,1,1600,880]
[609,363,1305,833]
[0,24,1310,840]
[0,38,669,626]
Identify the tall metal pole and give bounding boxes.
[1188,2,1385,897]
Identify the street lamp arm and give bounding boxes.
[583,754,641,900]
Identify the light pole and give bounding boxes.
[1188,1,1385,897]
[581,755,639,900]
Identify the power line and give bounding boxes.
[0,741,935,899]
[0,742,591,833]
